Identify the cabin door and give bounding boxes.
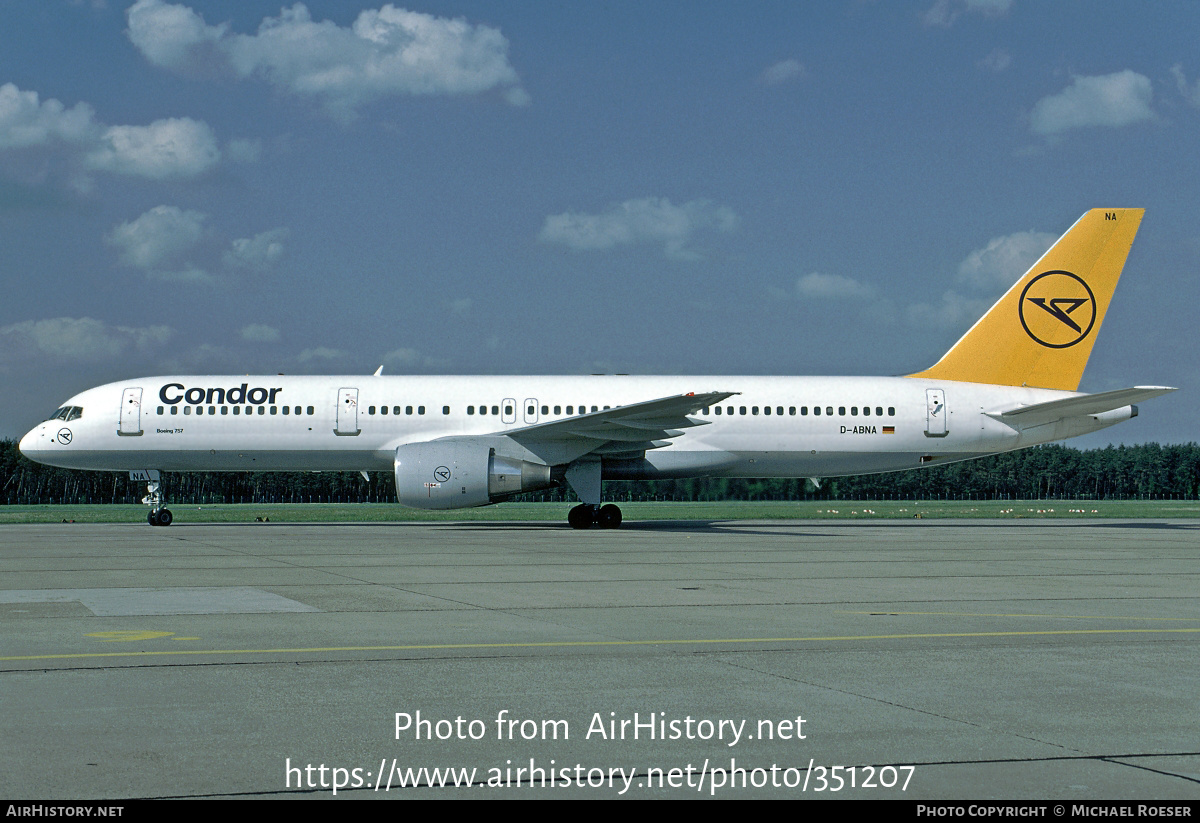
[925,388,948,437]
[119,387,143,436]
[336,388,360,436]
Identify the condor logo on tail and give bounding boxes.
[1018,270,1096,349]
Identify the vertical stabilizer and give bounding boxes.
[908,208,1143,391]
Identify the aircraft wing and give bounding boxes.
[502,390,738,465]
[986,386,1176,428]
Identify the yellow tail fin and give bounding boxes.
[908,208,1144,391]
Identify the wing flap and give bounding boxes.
[505,390,736,465]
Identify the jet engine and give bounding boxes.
[394,438,553,509]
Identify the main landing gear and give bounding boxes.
[142,476,173,527]
[563,458,622,529]
[568,503,623,530]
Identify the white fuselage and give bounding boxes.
[17,374,1128,480]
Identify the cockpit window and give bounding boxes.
[46,406,83,421]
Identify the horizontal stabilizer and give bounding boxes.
[987,386,1175,428]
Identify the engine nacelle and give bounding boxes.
[394,439,553,509]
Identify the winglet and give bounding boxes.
[909,209,1144,391]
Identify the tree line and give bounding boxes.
[3,439,1199,505]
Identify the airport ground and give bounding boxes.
[2,498,1200,524]
[1,513,1197,799]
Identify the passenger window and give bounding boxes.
[715,407,722,415]
[393,407,401,415]
[270,406,278,415]
[443,406,450,415]
[851,407,858,416]
[258,406,266,415]
[281,406,287,415]
[554,406,561,415]
[171,406,178,415]
[418,406,426,415]
[406,406,414,415]
[566,406,573,415]
[826,407,834,416]
[541,405,548,415]
[763,406,771,415]
[839,407,846,416]
[790,407,796,415]
[491,406,499,415]
[591,406,598,413]
[740,406,747,415]
[381,406,388,415]
[157,406,164,415]
[232,407,240,415]
[184,407,191,415]
[888,407,895,416]
[468,406,475,415]
[369,406,376,415]
[307,406,314,415]
[876,407,883,416]
[752,406,759,415]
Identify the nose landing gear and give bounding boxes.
[140,474,173,527]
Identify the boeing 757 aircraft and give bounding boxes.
[19,209,1174,528]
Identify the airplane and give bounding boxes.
[18,208,1175,529]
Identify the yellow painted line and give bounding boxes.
[3,628,1200,662]
[837,611,1200,622]
[85,630,176,642]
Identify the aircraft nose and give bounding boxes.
[18,425,43,459]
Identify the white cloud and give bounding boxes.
[107,205,206,271]
[906,292,992,330]
[84,117,220,179]
[225,138,262,163]
[297,346,349,363]
[1170,64,1200,109]
[0,317,172,364]
[956,230,1056,290]
[126,1,528,118]
[109,207,290,283]
[0,83,97,150]
[224,228,288,270]
[539,197,739,260]
[383,347,451,371]
[1030,70,1155,135]
[795,272,875,300]
[977,48,1011,73]
[241,324,281,342]
[759,59,805,86]
[0,82,223,184]
[923,0,1012,27]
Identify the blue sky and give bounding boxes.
[1,0,1197,446]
